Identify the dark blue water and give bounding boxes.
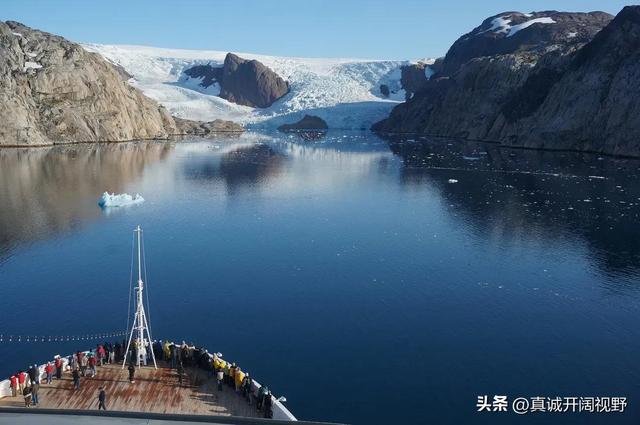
[1,132,640,424]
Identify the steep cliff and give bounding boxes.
[0,21,242,146]
[373,10,640,155]
[491,6,640,156]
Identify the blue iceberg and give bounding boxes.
[98,192,145,208]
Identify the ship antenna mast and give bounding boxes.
[123,225,158,369]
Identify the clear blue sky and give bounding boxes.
[1,0,629,59]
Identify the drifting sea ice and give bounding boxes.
[98,192,145,208]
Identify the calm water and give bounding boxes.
[1,132,640,424]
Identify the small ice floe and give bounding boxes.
[462,156,481,161]
[448,179,458,184]
[98,192,145,208]
[588,175,605,180]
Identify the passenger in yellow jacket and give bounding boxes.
[163,341,171,361]
[235,367,245,392]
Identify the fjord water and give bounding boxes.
[1,132,640,424]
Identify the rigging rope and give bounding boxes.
[0,331,126,343]
[142,232,154,344]
[126,229,135,338]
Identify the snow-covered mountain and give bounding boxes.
[82,44,412,130]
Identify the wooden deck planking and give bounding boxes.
[0,362,259,417]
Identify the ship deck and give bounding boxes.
[0,362,260,418]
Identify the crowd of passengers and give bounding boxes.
[8,339,275,418]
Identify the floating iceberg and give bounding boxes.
[98,192,145,208]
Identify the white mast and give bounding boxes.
[123,225,157,369]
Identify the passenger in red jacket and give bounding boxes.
[17,371,26,393]
[45,363,54,384]
[54,357,63,379]
[88,355,97,377]
[9,375,17,397]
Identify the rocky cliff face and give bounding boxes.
[372,9,640,156]
[183,53,289,108]
[0,21,242,146]
[400,62,431,100]
[490,6,640,156]
[438,11,611,76]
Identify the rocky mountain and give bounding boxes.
[0,21,242,146]
[183,53,289,108]
[372,9,640,156]
[491,6,640,155]
[438,11,611,76]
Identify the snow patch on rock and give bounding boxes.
[507,17,556,37]
[23,61,42,71]
[479,15,556,37]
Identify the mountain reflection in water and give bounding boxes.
[388,137,640,278]
[0,142,173,261]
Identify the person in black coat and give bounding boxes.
[27,366,36,384]
[72,369,80,390]
[128,363,135,383]
[98,386,106,410]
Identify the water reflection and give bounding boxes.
[387,136,640,277]
[0,143,172,259]
[2,133,640,281]
[183,144,288,192]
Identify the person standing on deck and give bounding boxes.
[216,367,224,391]
[45,363,53,384]
[263,389,273,419]
[31,382,39,405]
[128,363,136,383]
[54,356,63,379]
[257,385,267,411]
[97,345,106,366]
[177,362,184,386]
[88,355,97,377]
[72,369,80,390]
[71,353,79,373]
[9,375,17,397]
[114,342,122,363]
[27,365,36,386]
[235,367,245,392]
[22,385,32,407]
[98,386,106,410]
[242,373,252,403]
[169,343,177,369]
[80,354,88,377]
[229,363,237,388]
[17,371,26,394]
[163,341,170,361]
[33,365,40,384]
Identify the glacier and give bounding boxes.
[82,44,416,130]
[98,192,145,208]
